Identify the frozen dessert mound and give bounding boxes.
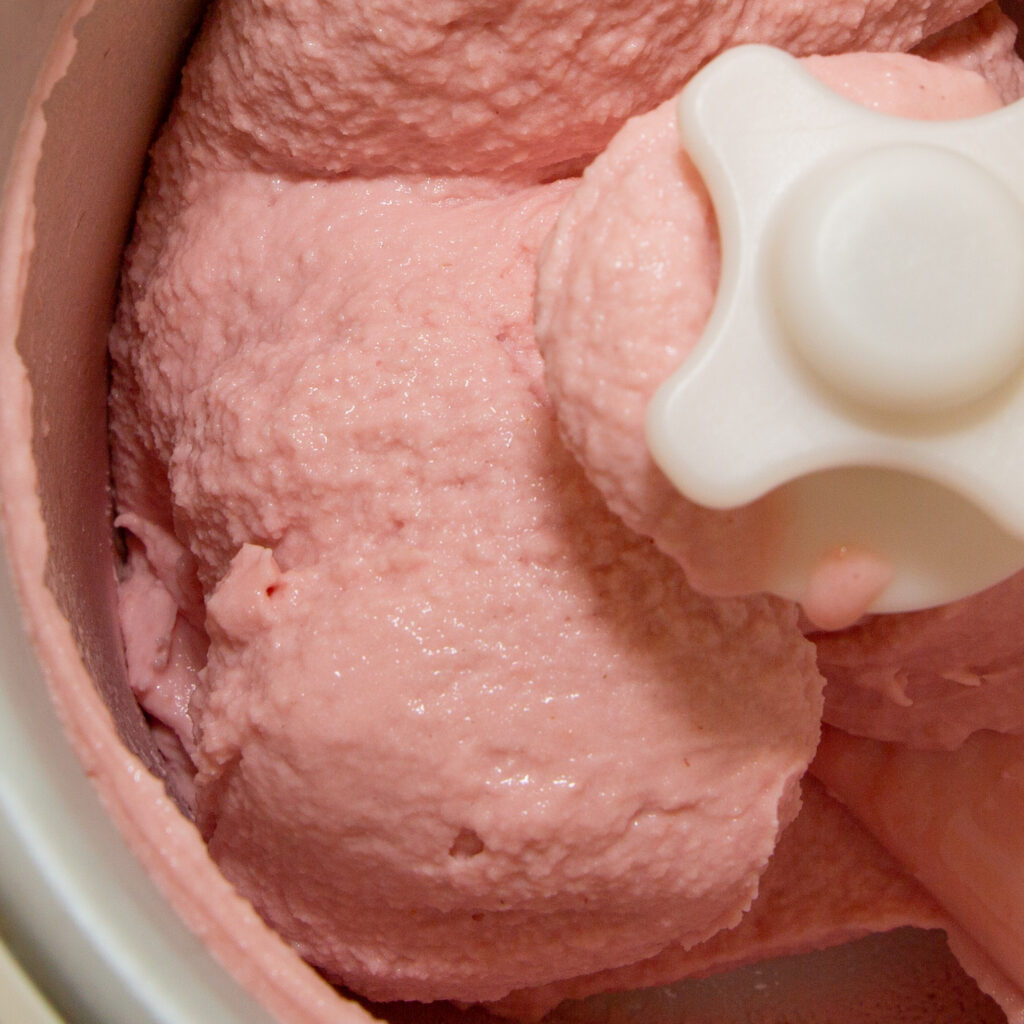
[107,0,1024,1016]
[534,44,1024,751]
[175,0,991,180]
[109,167,823,1002]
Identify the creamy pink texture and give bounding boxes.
[171,0,987,180]
[487,776,952,1020]
[110,168,823,1002]
[106,0,1024,1017]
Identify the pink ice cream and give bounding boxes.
[487,776,957,1021]
[534,20,1024,742]
[112,126,823,1007]
[107,0,1024,1019]
[170,0,993,180]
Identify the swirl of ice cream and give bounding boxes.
[108,0,1024,1014]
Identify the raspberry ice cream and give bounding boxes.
[111,131,824,1006]
[104,0,1024,1019]
[168,0,994,180]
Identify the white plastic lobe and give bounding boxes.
[646,46,1024,616]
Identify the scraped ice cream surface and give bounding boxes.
[107,0,1024,1020]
